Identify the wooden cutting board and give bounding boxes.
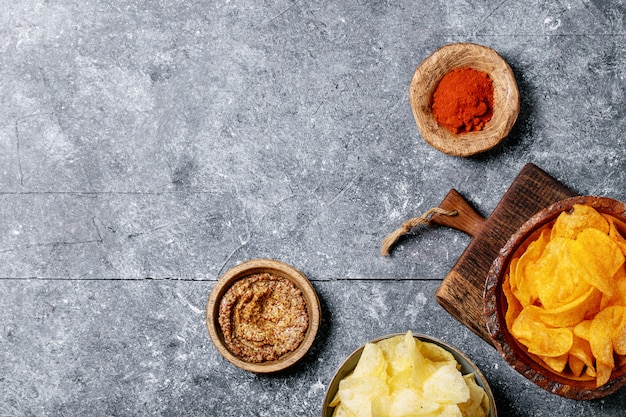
[431,163,576,345]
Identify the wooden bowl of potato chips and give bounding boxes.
[485,196,626,400]
[322,331,496,417]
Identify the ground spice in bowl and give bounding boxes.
[409,42,519,157]
[431,67,494,134]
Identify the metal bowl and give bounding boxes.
[322,333,497,416]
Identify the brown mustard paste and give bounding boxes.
[218,272,309,363]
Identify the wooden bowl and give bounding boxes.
[206,258,321,373]
[322,333,497,417]
[484,196,626,400]
[409,43,520,157]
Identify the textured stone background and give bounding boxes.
[1,0,626,415]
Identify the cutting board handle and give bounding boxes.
[430,189,486,238]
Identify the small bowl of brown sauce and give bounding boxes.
[409,42,520,157]
[206,258,321,373]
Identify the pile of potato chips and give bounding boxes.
[330,331,489,417]
[504,204,626,387]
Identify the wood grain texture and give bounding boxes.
[431,163,576,344]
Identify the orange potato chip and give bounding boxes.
[613,325,626,356]
[528,237,592,309]
[510,229,551,307]
[568,355,585,377]
[502,275,522,331]
[507,257,519,299]
[604,214,626,257]
[589,307,619,367]
[520,286,601,328]
[511,309,573,357]
[596,363,613,387]
[601,265,626,309]
[585,366,597,378]
[570,228,624,296]
[540,353,569,373]
[569,335,595,371]
[603,306,626,356]
[551,204,609,240]
[589,308,620,387]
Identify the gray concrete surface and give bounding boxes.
[1,0,626,415]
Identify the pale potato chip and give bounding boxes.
[338,376,389,417]
[422,363,470,404]
[333,404,356,417]
[459,374,489,417]
[377,335,412,376]
[387,368,412,392]
[420,341,456,364]
[592,306,626,356]
[371,395,392,417]
[596,362,613,388]
[432,405,463,417]
[389,388,441,417]
[353,342,388,379]
[405,332,436,388]
[585,366,597,378]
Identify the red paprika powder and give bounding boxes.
[431,67,494,134]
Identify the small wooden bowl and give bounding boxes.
[322,333,497,417]
[409,43,520,157]
[484,196,626,400]
[206,258,321,373]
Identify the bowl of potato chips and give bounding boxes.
[485,196,626,400]
[322,331,496,417]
